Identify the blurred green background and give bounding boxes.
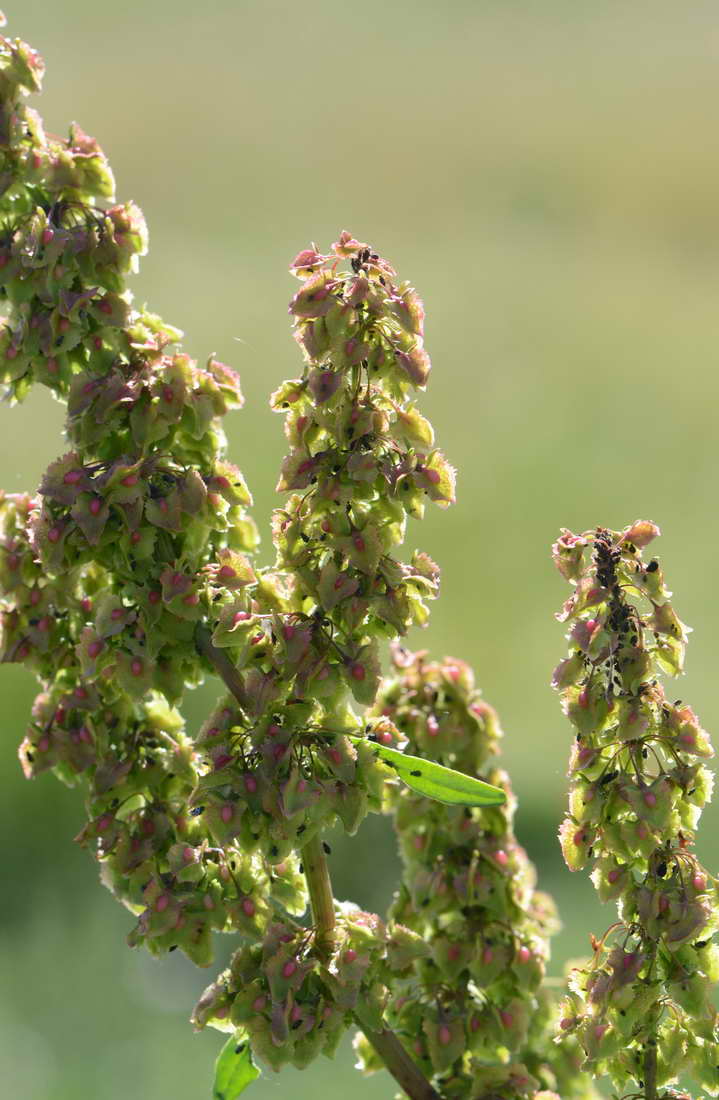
[2,1,719,1096]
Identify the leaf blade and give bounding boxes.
[350,738,506,806]
[213,1035,260,1100]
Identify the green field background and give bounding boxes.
[2,2,718,1096]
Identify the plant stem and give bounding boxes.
[643,1041,657,1100]
[353,1004,442,1100]
[195,624,248,709]
[300,833,336,959]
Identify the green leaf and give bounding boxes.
[349,737,506,807]
[213,1035,260,1100]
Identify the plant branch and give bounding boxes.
[197,620,441,1099]
[353,1003,442,1100]
[195,624,249,709]
[300,833,336,960]
[643,1042,657,1100]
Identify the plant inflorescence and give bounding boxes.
[0,14,716,1100]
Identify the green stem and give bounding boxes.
[353,1003,442,1100]
[643,1041,657,1100]
[300,833,336,960]
[195,624,248,709]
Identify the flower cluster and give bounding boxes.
[552,522,719,1097]
[355,646,598,1100]
[0,15,467,1091]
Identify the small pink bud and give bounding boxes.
[424,468,441,484]
[470,1015,480,1032]
[244,773,258,794]
[447,944,460,962]
[93,336,103,350]
[607,868,622,884]
[41,227,54,245]
[353,534,365,552]
[87,640,103,659]
[63,469,83,485]
[578,688,590,708]
[344,949,357,964]
[148,590,161,604]
[155,894,170,912]
[241,897,255,917]
[218,564,236,579]
[252,995,266,1013]
[291,1004,303,1023]
[517,946,531,963]
[47,526,61,544]
[182,846,195,863]
[413,834,425,851]
[427,715,439,736]
[438,1024,452,1046]
[220,805,233,823]
[111,608,124,620]
[500,1011,513,1029]
[560,1017,574,1030]
[58,317,70,333]
[214,1005,228,1019]
[96,814,113,833]
[233,610,251,624]
[203,894,214,910]
[29,588,41,604]
[267,723,281,737]
[482,946,493,965]
[693,873,707,892]
[37,736,50,752]
[272,744,287,762]
[183,592,199,606]
[350,663,365,681]
[130,658,144,677]
[282,623,295,641]
[643,790,657,808]
[282,960,297,979]
[121,473,139,487]
[162,386,175,404]
[98,297,113,315]
[328,748,342,766]
[494,849,509,866]
[89,498,102,515]
[594,1024,608,1041]
[130,531,141,544]
[333,575,345,590]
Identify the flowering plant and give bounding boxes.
[0,14,716,1100]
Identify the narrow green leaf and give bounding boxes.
[350,737,506,807]
[213,1035,260,1100]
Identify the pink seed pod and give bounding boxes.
[182,847,195,863]
[482,946,493,965]
[155,894,170,912]
[499,1010,513,1029]
[424,467,441,484]
[350,663,366,681]
[438,1024,452,1046]
[47,526,61,543]
[218,564,236,579]
[89,497,102,515]
[282,960,297,979]
[517,946,531,963]
[494,849,509,866]
[560,1017,574,1030]
[447,944,461,962]
[252,995,266,1013]
[220,805,233,823]
[130,658,144,677]
[344,949,357,964]
[426,715,439,736]
[244,773,258,794]
[470,1015,481,1032]
[241,897,255,917]
[643,790,657,808]
[203,894,214,911]
[233,611,251,624]
[63,469,83,485]
[87,640,103,659]
[692,873,707,892]
[607,868,622,884]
